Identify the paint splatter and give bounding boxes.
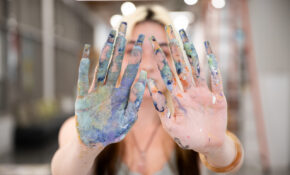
[147,79,167,113]
[173,96,187,114]
[174,137,189,149]
[150,36,174,92]
[179,29,201,79]
[75,23,147,147]
[204,41,223,96]
[96,30,116,84]
[165,25,191,89]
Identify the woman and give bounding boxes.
[51,5,244,175]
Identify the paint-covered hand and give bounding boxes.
[148,26,227,154]
[75,22,147,147]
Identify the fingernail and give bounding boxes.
[118,21,127,36]
[136,34,145,46]
[107,30,116,44]
[179,29,189,43]
[82,44,90,58]
[204,41,213,54]
[139,70,147,82]
[165,25,175,39]
[146,79,155,95]
[150,36,156,44]
[149,36,160,54]
[150,35,156,42]
[147,78,155,88]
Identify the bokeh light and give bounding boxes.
[110,14,122,28]
[121,2,136,16]
[211,0,226,9]
[173,15,189,30]
[184,0,198,6]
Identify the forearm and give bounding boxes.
[51,136,104,175]
[202,132,244,173]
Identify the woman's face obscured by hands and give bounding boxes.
[123,21,171,98]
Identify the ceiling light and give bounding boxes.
[184,0,198,6]
[121,2,136,16]
[170,12,194,30]
[173,15,189,30]
[211,0,226,9]
[110,14,122,28]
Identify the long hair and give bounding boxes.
[95,143,200,175]
[94,5,200,175]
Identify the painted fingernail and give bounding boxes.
[204,41,213,54]
[165,25,175,39]
[107,30,116,44]
[136,34,145,47]
[147,78,156,94]
[149,36,156,44]
[139,70,147,82]
[149,36,160,54]
[166,111,171,119]
[179,29,189,43]
[82,44,90,58]
[150,35,157,42]
[205,42,218,74]
[118,21,127,36]
[147,78,154,85]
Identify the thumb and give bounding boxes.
[122,70,146,128]
[126,70,147,112]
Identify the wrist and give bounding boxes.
[72,133,105,156]
[199,131,243,173]
[203,132,236,167]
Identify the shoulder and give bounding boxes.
[58,116,77,147]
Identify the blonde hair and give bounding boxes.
[122,5,173,39]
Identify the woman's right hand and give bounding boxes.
[75,22,146,147]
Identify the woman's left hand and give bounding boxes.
[148,26,227,155]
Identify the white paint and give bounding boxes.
[212,94,216,104]
[166,111,171,119]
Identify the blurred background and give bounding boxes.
[0,0,289,174]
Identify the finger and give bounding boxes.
[120,34,144,89]
[179,29,204,86]
[148,79,173,132]
[106,22,127,87]
[124,70,147,125]
[127,70,147,111]
[94,30,116,87]
[77,44,90,97]
[204,41,224,96]
[149,36,175,92]
[165,25,192,90]
[147,79,171,117]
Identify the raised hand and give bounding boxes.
[75,22,147,147]
[148,25,227,154]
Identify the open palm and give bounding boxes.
[75,23,146,147]
[148,26,227,154]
